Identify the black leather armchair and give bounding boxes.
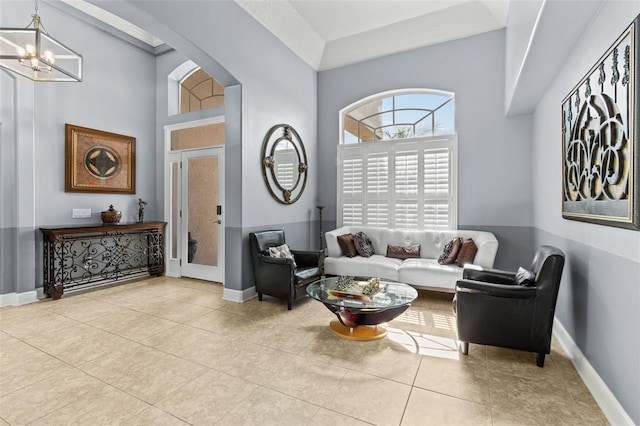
[249,230,322,310]
[453,245,565,367]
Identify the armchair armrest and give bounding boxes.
[463,267,516,284]
[291,249,323,267]
[456,279,537,299]
[259,254,295,268]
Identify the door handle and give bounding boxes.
[217,219,222,224]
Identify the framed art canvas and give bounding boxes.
[561,15,639,230]
[65,124,136,194]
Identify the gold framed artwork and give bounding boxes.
[561,15,639,230]
[65,124,136,194]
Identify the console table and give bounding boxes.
[40,222,166,299]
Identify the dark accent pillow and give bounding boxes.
[353,232,375,257]
[386,244,421,259]
[337,233,358,258]
[456,238,478,267]
[438,237,463,265]
[516,267,536,286]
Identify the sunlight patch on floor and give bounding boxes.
[393,310,426,326]
[387,327,460,360]
[432,312,456,331]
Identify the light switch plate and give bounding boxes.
[72,208,91,218]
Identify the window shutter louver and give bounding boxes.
[338,135,456,230]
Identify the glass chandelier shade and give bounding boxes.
[0,9,82,82]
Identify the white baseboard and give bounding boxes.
[553,318,634,425]
[0,290,39,307]
[222,286,256,303]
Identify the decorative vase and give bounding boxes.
[101,205,122,224]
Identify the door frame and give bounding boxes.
[163,116,225,281]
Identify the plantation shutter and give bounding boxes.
[423,147,451,229]
[337,136,456,229]
[394,150,419,229]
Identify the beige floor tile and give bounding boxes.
[0,277,607,426]
[87,309,179,342]
[414,350,490,404]
[0,365,105,425]
[174,278,224,294]
[29,383,149,425]
[20,323,133,366]
[155,369,258,425]
[487,346,560,379]
[265,357,348,405]
[156,286,226,309]
[401,387,492,426]
[124,407,190,425]
[0,338,69,396]
[490,408,545,426]
[187,309,250,335]
[349,337,422,385]
[141,324,230,356]
[489,371,586,424]
[206,340,296,385]
[40,295,130,322]
[130,297,213,323]
[79,343,207,403]
[0,307,78,339]
[324,370,412,426]
[220,386,319,425]
[300,327,365,368]
[309,408,372,425]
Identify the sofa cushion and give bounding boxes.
[337,233,358,257]
[399,258,464,288]
[386,244,421,259]
[353,232,375,257]
[438,237,463,265]
[324,254,401,280]
[456,238,478,267]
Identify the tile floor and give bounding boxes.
[0,277,607,425]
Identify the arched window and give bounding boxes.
[338,89,457,230]
[180,68,225,114]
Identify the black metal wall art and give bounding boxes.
[562,14,640,230]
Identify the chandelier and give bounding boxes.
[0,0,82,82]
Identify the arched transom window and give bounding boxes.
[180,68,225,114]
[338,89,457,230]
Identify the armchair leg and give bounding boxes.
[287,299,292,310]
[459,342,469,355]
[258,293,263,302]
[536,353,545,367]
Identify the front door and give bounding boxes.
[179,147,224,282]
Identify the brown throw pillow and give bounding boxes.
[456,238,478,267]
[438,237,463,264]
[386,244,421,259]
[337,233,358,258]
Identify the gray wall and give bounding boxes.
[529,1,640,421]
[0,1,157,296]
[95,0,320,292]
[317,29,535,269]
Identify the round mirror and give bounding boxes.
[261,124,308,204]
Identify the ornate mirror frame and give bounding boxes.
[261,124,308,204]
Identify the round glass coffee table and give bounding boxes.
[306,276,418,340]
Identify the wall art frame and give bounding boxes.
[65,124,136,194]
[561,14,640,230]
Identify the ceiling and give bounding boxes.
[236,0,510,70]
[63,0,509,71]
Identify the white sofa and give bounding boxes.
[324,226,499,292]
